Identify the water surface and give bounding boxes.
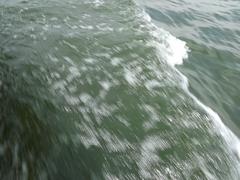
[0,0,240,179]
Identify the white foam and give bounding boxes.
[139,136,171,179]
[111,57,122,66]
[79,25,94,30]
[140,10,240,161]
[79,93,92,104]
[164,35,188,66]
[63,56,74,65]
[179,71,240,159]
[84,58,96,64]
[62,40,80,52]
[67,66,81,82]
[50,17,58,21]
[124,68,138,86]
[99,80,112,91]
[64,94,80,105]
[96,23,114,32]
[144,79,162,91]
[93,0,104,7]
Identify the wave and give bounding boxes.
[1,0,240,178]
[138,6,240,164]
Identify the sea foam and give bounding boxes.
[140,9,240,162]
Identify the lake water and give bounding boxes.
[0,0,240,179]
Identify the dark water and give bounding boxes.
[0,0,240,179]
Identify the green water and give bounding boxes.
[0,0,240,179]
[142,0,240,136]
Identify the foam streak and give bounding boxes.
[141,9,240,162]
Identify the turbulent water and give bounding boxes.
[0,0,240,179]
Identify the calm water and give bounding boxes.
[0,0,240,179]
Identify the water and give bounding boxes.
[0,0,240,179]
[141,0,240,137]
